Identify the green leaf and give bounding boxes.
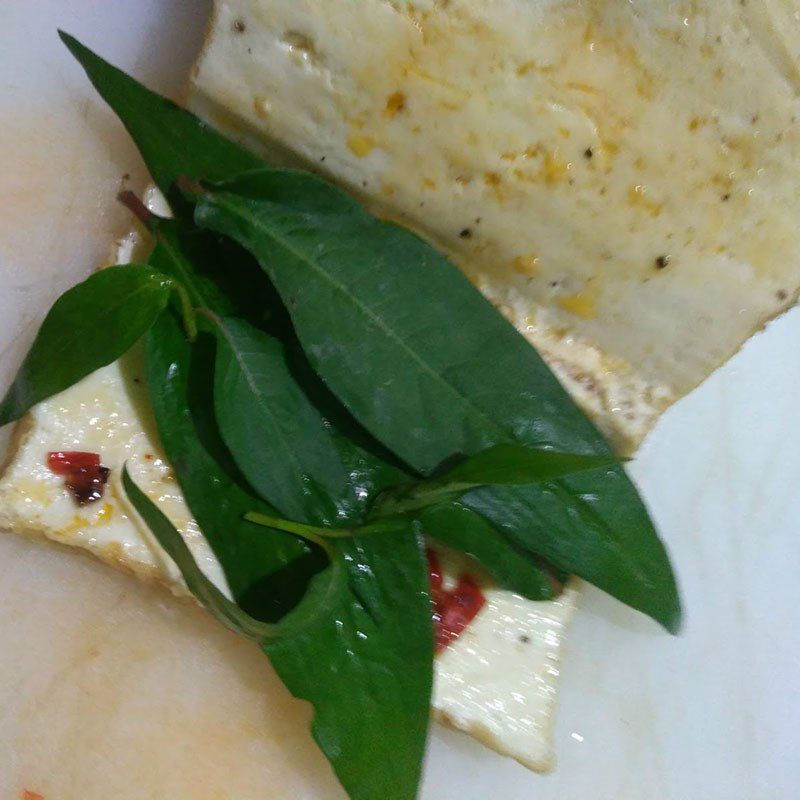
[123,464,348,641]
[373,444,620,516]
[266,528,433,800]
[211,314,349,524]
[190,177,681,630]
[148,310,433,800]
[417,502,556,600]
[463,473,682,631]
[59,31,260,196]
[62,32,409,517]
[190,173,568,471]
[122,464,279,639]
[148,217,279,326]
[147,218,408,526]
[0,265,172,426]
[436,443,621,486]
[146,311,315,619]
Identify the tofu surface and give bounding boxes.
[0,356,576,772]
[191,0,800,452]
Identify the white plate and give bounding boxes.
[0,2,797,797]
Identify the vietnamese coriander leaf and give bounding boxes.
[190,176,681,632]
[146,218,409,526]
[211,314,349,524]
[146,249,434,799]
[416,502,557,599]
[372,444,621,516]
[146,309,316,619]
[151,310,433,800]
[0,264,172,427]
[266,528,433,800]
[123,464,348,641]
[126,447,432,800]
[59,31,260,197]
[122,464,280,639]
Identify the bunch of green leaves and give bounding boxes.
[0,33,682,800]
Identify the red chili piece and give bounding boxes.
[427,549,486,653]
[47,451,110,506]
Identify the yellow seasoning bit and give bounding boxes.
[95,503,114,524]
[558,291,596,319]
[385,91,407,118]
[57,502,114,536]
[628,184,663,217]
[512,254,540,274]
[252,95,272,121]
[542,149,570,185]
[59,515,88,537]
[347,134,375,157]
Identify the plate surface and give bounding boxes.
[0,2,798,798]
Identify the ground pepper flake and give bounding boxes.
[427,549,485,652]
[48,451,110,506]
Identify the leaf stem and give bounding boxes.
[245,511,350,555]
[172,282,198,341]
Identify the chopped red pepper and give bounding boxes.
[48,451,101,474]
[23,791,45,800]
[427,549,485,653]
[47,451,110,506]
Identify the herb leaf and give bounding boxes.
[123,463,348,641]
[211,314,348,524]
[147,269,433,800]
[59,31,260,197]
[190,178,681,630]
[463,475,682,631]
[0,265,172,427]
[417,502,556,599]
[266,528,433,800]
[373,444,620,516]
[122,464,280,639]
[146,218,408,526]
[434,443,621,486]
[146,310,315,618]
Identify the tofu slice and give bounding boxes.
[190,0,800,453]
[0,353,576,772]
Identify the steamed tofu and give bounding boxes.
[0,355,576,772]
[191,0,800,451]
